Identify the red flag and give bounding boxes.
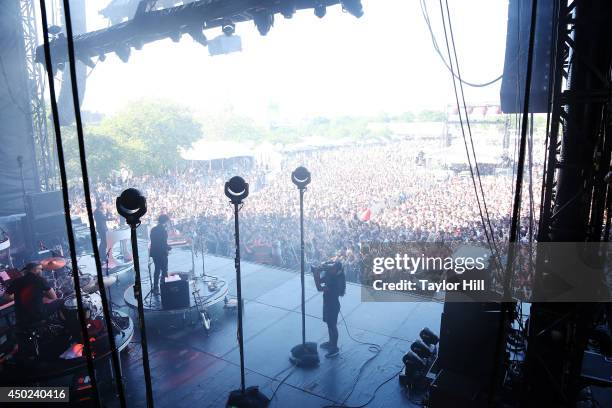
[360,208,372,222]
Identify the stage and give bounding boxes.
[104,246,444,407]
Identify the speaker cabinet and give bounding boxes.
[161,279,190,310]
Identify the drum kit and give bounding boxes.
[39,256,117,322]
[1,256,126,360]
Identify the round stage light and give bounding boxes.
[291,166,311,189]
[225,176,249,204]
[116,188,147,226]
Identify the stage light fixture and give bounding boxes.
[314,3,327,18]
[410,339,433,359]
[222,21,236,36]
[170,31,182,43]
[115,46,131,63]
[225,176,249,204]
[399,350,427,389]
[79,56,96,68]
[341,0,364,18]
[98,54,106,62]
[419,327,439,346]
[188,29,207,46]
[280,0,296,18]
[253,12,274,36]
[116,188,147,226]
[291,166,311,189]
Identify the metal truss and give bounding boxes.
[524,0,612,405]
[20,0,58,191]
[538,0,611,244]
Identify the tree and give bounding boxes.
[417,110,446,122]
[95,99,202,175]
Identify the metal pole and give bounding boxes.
[38,1,100,405]
[300,188,306,346]
[130,226,155,407]
[58,0,128,403]
[233,203,246,393]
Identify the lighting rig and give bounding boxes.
[35,0,364,70]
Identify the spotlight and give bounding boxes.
[225,176,249,205]
[132,40,144,51]
[280,0,296,18]
[253,12,274,36]
[222,21,235,36]
[341,0,364,18]
[291,166,311,189]
[170,31,182,43]
[402,350,426,369]
[410,339,433,359]
[314,3,327,18]
[419,327,439,346]
[78,56,96,68]
[115,46,131,63]
[399,350,427,389]
[116,188,147,226]
[188,29,207,46]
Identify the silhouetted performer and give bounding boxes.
[94,201,108,262]
[150,214,171,295]
[313,260,346,358]
[5,262,62,327]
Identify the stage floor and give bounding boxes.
[103,246,443,408]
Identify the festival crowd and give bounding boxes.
[73,140,542,285]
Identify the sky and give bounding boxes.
[58,0,509,122]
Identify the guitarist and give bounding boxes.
[150,214,171,295]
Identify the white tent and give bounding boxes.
[180,140,255,161]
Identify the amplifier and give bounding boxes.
[161,278,190,310]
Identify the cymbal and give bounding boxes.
[41,257,66,270]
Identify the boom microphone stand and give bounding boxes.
[225,177,269,408]
[116,189,154,408]
[289,167,319,367]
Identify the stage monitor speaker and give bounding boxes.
[500,0,555,113]
[161,279,190,310]
[24,191,67,253]
[25,190,63,218]
[436,302,502,382]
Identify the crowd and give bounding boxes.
[71,140,542,285]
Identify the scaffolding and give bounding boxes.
[20,0,58,191]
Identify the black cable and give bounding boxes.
[322,310,383,408]
[60,0,128,406]
[441,0,504,272]
[38,1,101,406]
[419,0,503,88]
[494,0,539,404]
[433,0,503,275]
[269,365,295,402]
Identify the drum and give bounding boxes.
[56,273,97,297]
[61,292,102,321]
[79,274,97,294]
